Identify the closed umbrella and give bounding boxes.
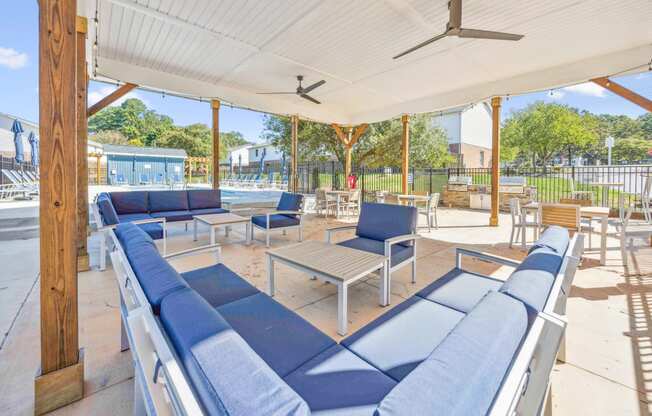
[11,119,24,164]
[28,132,39,166]
[258,148,266,176]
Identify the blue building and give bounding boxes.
[102,144,187,185]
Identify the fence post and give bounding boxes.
[361,166,365,201]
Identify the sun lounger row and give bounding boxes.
[110,215,580,415]
[1,168,39,200]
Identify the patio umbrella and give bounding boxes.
[258,148,266,176]
[280,152,287,177]
[28,132,39,166]
[11,119,24,164]
[229,156,233,173]
[238,154,242,174]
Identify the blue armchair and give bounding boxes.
[326,202,419,304]
[251,192,304,247]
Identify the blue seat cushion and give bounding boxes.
[342,297,463,381]
[109,191,149,214]
[499,246,563,312]
[181,263,259,307]
[416,268,503,313]
[115,222,154,250]
[160,288,310,416]
[217,293,335,377]
[137,223,164,240]
[375,292,528,416]
[251,214,300,229]
[337,237,414,268]
[97,198,119,225]
[190,207,229,216]
[150,210,193,222]
[188,189,222,210]
[277,192,303,215]
[529,225,569,255]
[117,213,153,222]
[148,190,189,212]
[284,344,397,415]
[356,203,417,247]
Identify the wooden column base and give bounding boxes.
[77,254,90,272]
[489,216,498,227]
[34,349,84,415]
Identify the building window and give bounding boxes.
[480,151,485,167]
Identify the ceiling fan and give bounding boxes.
[393,0,524,59]
[256,75,326,104]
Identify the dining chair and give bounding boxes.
[560,198,594,249]
[540,203,580,234]
[315,187,335,217]
[509,198,538,248]
[414,191,440,231]
[641,176,652,223]
[569,179,593,202]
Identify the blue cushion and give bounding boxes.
[217,292,335,377]
[122,239,188,314]
[416,268,503,313]
[529,225,569,255]
[115,214,163,240]
[356,203,417,247]
[117,213,153,222]
[499,246,563,312]
[190,208,229,216]
[150,210,193,222]
[114,222,154,249]
[160,288,310,416]
[181,263,259,307]
[109,191,149,214]
[337,237,414,268]
[98,198,119,225]
[277,192,303,214]
[284,344,397,415]
[342,297,463,381]
[148,190,189,212]
[251,214,300,229]
[188,189,221,210]
[375,292,528,416]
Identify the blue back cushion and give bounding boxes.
[188,189,221,210]
[500,246,563,312]
[375,292,528,416]
[110,191,149,214]
[160,288,310,416]
[529,225,569,255]
[356,203,417,245]
[115,222,154,249]
[148,190,189,212]
[97,196,119,226]
[277,192,303,212]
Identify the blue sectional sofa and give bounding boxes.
[111,222,580,416]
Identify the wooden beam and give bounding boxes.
[87,82,137,117]
[348,123,368,147]
[490,96,502,227]
[211,100,220,189]
[332,123,347,144]
[591,77,652,112]
[76,16,89,272]
[36,0,84,413]
[345,128,353,187]
[401,115,410,194]
[291,115,299,192]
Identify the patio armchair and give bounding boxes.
[251,192,304,247]
[326,202,419,300]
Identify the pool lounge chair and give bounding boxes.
[139,173,151,185]
[251,192,304,247]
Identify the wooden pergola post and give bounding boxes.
[87,82,137,116]
[76,16,89,272]
[35,0,84,414]
[490,97,502,227]
[290,115,299,192]
[332,123,368,189]
[591,77,652,112]
[401,115,410,194]
[211,100,220,189]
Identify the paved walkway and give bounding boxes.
[0,207,651,415]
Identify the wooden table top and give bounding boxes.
[267,241,386,282]
[193,212,249,225]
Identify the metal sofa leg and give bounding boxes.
[412,258,417,284]
[557,334,566,363]
[266,230,270,248]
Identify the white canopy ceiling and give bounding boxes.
[79,0,652,124]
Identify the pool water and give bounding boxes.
[220,189,282,204]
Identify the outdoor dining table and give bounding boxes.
[522,202,609,265]
[396,194,430,207]
[326,190,355,219]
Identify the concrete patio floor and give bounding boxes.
[1,206,651,415]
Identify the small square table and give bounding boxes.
[266,241,388,336]
[193,213,251,245]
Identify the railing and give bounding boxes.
[0,156,38,186]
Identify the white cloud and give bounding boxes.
[88,86,147,107]
[562,82,606,97]
[0,47,28,69]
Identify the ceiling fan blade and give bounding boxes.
[457,28,524,41]
[449,0,462,29]
[302,80,326,94]
[256,92,297,95]
[300,94,321,104]
[393,32,449,59]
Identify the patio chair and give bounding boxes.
[569,179,592,202]
[326,202,419,288]
[115,173,128,185]
[342,189,361,217]
[417,192,440,231]
[251,192,304,247]
[560,198,595,249]
[540,203,580,234]
[315,187,336,217]
[509,198,538,248]
[641,175,652,223]
[139,173,151,185]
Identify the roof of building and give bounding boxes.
[102,143,188,159]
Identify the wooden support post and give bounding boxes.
[96,155,101,185]
[36,0,84,414]
[401,115,410,195]
[87,82,137,117]
[211,100,220,189]
[332,123,368,190]
[76,16,89,272]
[345,127,353,187]
[291,115,299,193]
[490,97,502,227]
[591,77,652,112]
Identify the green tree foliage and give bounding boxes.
[612,137,652,163]
[92,130,129,145]
[261,115,341,163]
[639,113,652,139]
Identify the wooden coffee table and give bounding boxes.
[266,241,388,336]
[193,213,251,245]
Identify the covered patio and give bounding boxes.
[18,0,652,414]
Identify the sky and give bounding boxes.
[1,1,650,143]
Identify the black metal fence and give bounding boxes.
[0,155,38,186]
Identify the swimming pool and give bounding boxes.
[220,189,283,204]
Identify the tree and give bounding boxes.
[640,113,652,140]
[261,115,342,163]
[221,131,249,150]
[92,130,129,145]
[612,137,651,163]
